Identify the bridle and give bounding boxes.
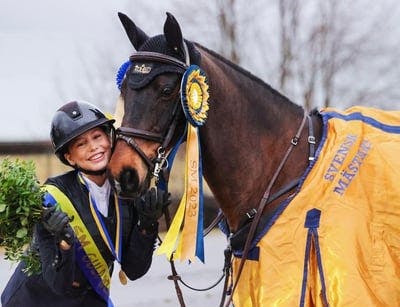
[115,51,188,181]
[116,100,180,181]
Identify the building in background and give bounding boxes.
[0,141,69,183]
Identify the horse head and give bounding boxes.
[109,12,317,232]
[108,12,197,198]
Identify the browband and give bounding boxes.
[129,51,188,70]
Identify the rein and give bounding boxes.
[156,202,226,307]
[163,176,307,307]
[223,112,309,306]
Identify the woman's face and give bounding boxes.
[64,127,111,172]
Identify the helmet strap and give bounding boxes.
[76,166,107,176]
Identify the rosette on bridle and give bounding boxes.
[180,65,209,127]
[158,65,209,263]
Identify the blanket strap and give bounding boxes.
[299,208,329,307]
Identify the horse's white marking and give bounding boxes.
[113,94,124,128]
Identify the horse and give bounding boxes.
[108,12,400,306]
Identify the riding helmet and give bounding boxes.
[50,101,115,165]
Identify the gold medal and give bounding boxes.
[59,240,71,251]
[119,269,128,285]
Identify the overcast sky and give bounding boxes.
[1,1,399,142]
[0,0,179,142]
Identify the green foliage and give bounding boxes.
[0,158,43,275]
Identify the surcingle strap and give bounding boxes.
[300,208,328,307]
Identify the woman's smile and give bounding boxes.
[89,152,106,162]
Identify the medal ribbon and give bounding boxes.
[43,184,114,306]
[78,173,122,263]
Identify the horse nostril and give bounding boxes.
[120,167,139,194]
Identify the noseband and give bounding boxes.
[116,51,188,181]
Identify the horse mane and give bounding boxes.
[194,42,298,106]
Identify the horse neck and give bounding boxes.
[197,48,308,231]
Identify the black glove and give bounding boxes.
[136,187,170,232]
[42,206,74,245]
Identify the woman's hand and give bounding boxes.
[136,187,170,233]
[42,206,74,246]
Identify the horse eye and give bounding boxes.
[161,87,173,96]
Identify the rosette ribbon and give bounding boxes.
[157,65,209,263]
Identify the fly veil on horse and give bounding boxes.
[108,12,400,306]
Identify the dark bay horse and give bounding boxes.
[108,12,400,306]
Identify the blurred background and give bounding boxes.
[1,0,400,305]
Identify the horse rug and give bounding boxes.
[231,106,400,306]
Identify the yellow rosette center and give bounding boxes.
[188,82,202,111]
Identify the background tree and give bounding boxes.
[172,0,400,110]
[271,0,400,109]
[57,0,400,112]
[216,0,240,64]
[54,44,123,112]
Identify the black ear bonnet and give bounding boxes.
[126,35,200,90]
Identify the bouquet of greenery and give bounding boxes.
[0,158,44,275]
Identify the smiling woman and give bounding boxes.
[1,100,169,307]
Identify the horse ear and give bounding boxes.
[118,12,149,50]
[164,12,185,59]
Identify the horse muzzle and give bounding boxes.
[110,165,152,198]
[108,140,152,197]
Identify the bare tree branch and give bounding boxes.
[55,1,400,113]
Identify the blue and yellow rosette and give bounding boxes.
[157,65,209,263]
[180,65,209,127]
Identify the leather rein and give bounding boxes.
[222,112,312,307]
